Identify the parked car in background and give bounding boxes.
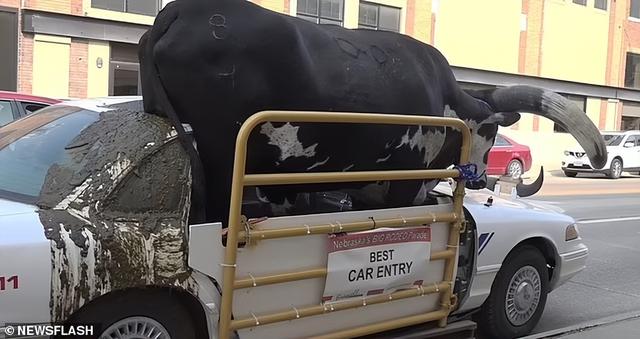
[487,134,533,179]
[562,130,640,179]
[0,90,61,127]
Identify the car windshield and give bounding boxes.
[603,134,624,146]
[0,106,99,203]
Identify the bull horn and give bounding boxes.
[488,86,607,169]
[516,167,544,197]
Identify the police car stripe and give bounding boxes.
[478,232,495,254]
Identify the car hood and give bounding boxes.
[434,182,567,215]
[568,145,618,153]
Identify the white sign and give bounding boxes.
[322,227,431,303]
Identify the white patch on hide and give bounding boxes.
[376,154,392,163]
[260,122,318,161]
[307,156,330,170]
[393,126,445,166]
[343,164,355,172]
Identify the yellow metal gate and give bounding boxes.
[218,111,471,339]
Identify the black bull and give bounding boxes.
[139,0,606,224]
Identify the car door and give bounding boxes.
[487,135,512,175]
[0,200,52,325]
[624,134,640,168]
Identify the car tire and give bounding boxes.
[478,245,549,339]
[66,289,198,339]
[563,171,577,177]
[506,159,524,179]
[608,158,623,179]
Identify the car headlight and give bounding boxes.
[565,223,579,241]
[564,151,570,156]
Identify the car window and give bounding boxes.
[20,101,48,114]
[0,100,15,127]
[604,134,624,146]
[626,135,640,146]
[494,135,511,147]
[0,108,99,203]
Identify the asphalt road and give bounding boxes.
[522,171,640,336]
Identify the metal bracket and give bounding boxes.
[241,215,255,246]
[459,219,468,234]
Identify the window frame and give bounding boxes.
[296,0,345,26]
[572,0,586,6]
[594,0,607,11]
[357,1,401,33]
[631,0,640,19]
[91,0,162,16]
[0,7,18,91]
[19,101,49,116]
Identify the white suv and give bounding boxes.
[562,130,640,178]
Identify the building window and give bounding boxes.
[572,0,586,6]
[358,2,401,32]
[631,0,640,19]
[621,101,640,131]
[594,0,607,10]
[625,53,640,88]
[91,0,161,16]
[0,9,17,91]
[554,95,586,133]
[109,42,141,96]
[297,0,344,25]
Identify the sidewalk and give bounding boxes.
[522,311,640,339]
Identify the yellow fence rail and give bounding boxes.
[218,111,472,339]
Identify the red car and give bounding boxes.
[0,90,61,127]
[487,134,532,178]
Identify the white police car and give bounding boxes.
[0,98,587,339]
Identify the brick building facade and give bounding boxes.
[2,0,640,170]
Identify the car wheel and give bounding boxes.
[478,245,549,339]
[608,158,623,179]
[67,290,197,339]
[506,160,523,179]
[563,171,577,177]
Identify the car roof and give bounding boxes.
[60,96,142,111]
[0,90,62,104]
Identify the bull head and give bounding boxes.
[457,85,607,191]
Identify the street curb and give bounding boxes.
[521,311,640,338]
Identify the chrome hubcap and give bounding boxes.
[100,316,170,339]
[508,162,523,179]
[505,266,541,326]
[613,161,622,176]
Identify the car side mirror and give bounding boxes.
[624,142,634,148]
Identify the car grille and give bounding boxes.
[567,164,593,169]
